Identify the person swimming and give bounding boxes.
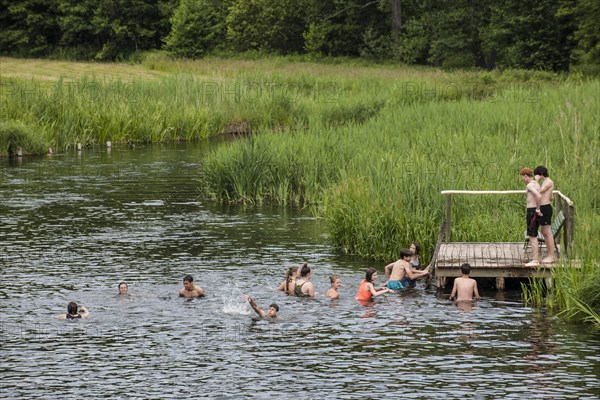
[54,302,89,320]
[356,269,389,301]
[326,275,341,299]
[244,295,279,318]
[277,266,300,294]
[294,263,315,297]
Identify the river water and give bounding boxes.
[1,143,598,399]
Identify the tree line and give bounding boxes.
[1,0,598,71]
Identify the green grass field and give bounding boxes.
[2,56,598,324]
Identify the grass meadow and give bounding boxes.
[1,56,598,325]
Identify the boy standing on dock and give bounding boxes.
[450,263,480,301]
[520,167,543,267]
[534,165,556,263]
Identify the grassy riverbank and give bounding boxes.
[2,56,599,325]
[1,55,562,154]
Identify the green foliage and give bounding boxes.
[164,0,229,58]
[0,0,597,70]
[523,262,600,327]
[0,120,47,156]
[226,0,307,54]
[483,0,575,71]
[573,0,600,65]
[0,0,176,60]
[0,0,61,56]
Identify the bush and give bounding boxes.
[0,120,47,156]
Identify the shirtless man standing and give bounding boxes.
[521,167,543,266]
[179,275,206,298]
[384,249,430,290]
[534,165,556,263]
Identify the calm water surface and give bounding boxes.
[1,143,598,399]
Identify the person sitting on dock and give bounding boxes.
[54,302,90,320]
[384,249,430,290]
[244,295,279,318]
[179,275,206,298]
[294,263,315,298]
[450,263,480,302]
[534,165,556,264]
[520,167,543,266]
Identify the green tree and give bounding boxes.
[484,0,573,71]
[57,0,98,58]
[573,0,600,64]
[0,0,61,56]
[164,0,230,57]
[303,0,387,57]
[225,0,307,53]
[91,0,176,60]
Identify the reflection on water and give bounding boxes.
[1,143,599,399]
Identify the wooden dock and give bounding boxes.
[435,242,557,289]
[430,190,575,290]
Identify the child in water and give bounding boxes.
[326,275,341,299]
[450,263,480,302]
[277,266,300,294]
[356,269,389,301]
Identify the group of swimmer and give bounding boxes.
[55,242,480,320]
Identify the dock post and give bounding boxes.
[445,194,452,241]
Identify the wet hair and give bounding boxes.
[534,165,549,177]
[67,302,78,315]
[300,263,311,278]
[118,282,128,289]
[411,242,421,256]
[400,248,412,258]
[329,275,340,286]
[183,275,193,283]
[284,266,300,294]
[520,167,533,177]
[269,303,279,312]
[365,268,377,283]
[460,263,471,275]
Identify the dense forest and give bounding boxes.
[1,0,599,71]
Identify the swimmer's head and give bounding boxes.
[300,263,311,278]
[118,282,128,295]
[286,266,300,281]
[329,275,341,289]
[410,242,421,256]
[183,275,194,290]
[67,302,78,315]
[268,303,279,317]
[365,268,378,283]
[400,249,412,259]
[460,263,471,275]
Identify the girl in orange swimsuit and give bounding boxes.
[356,269,389,301]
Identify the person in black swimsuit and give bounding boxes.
[294,263,315,297]
[55,302,89,320]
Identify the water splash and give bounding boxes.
[221,282,251,315]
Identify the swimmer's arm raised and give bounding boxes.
[244,295,267,318]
